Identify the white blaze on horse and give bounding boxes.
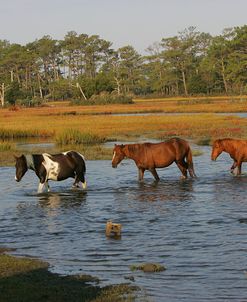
[14,151,86,193]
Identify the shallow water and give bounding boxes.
[1,146,247,301]
[111,112,247,118]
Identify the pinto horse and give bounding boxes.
[14,151,86,193]
[112,138,196,181]
[211,138,247,175]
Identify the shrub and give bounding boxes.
[16,97,44,107]
[71,92,133,106]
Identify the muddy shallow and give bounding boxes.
[1,146,247,301]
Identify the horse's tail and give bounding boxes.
[186,147,197,178]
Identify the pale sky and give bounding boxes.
[1,0,247,53]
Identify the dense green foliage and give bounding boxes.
[0,25,247,106]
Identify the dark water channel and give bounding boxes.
[1,146,247,301]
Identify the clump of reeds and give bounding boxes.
[56,129,106,145]
[0,142,14,151]
[0,128,51,139]
[195,137,211,146]
[192,149,203,157]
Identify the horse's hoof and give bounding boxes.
[180,175,187,180]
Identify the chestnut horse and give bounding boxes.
[112,138,196,181]
[211,138,247,175]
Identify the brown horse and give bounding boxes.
[211,138,247,175]
[112,138,196,181]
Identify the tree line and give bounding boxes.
[0,25,247,106]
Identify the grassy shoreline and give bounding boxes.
[0,247,137,302]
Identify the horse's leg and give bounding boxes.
[138,168,145,181]
[74,165,87,189]
[230,161,237,174]
[176,161,188,179]
[149,168,160,181]
[37,182,45,193]
[72,177,80,188]
[236,161,242,176]
[45,181,50,192]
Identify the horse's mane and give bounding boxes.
[124,143,147,159]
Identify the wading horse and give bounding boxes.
[211,138,247,175]
[15,151,86,193]
[112,138,196,181]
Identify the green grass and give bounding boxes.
[0,252,137,302]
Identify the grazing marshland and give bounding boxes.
[0,96,247,165]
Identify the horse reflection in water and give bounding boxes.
[112,138,196,181]
[136,180,194,203]
[38,191,87,210]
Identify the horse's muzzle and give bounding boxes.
[15,176,20,182]
[112,163,117,168]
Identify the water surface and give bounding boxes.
[1,147,247,301]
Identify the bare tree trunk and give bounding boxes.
[37,73,43,99]
[221,57,228,94]
[76,82,87,100]
[0,83,5,107]
[182,70,188,96]
[114,77,121,95]
[15,66,21,84]
[10,70,14,82]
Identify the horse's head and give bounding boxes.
[112,144,125,168]
[14,155,28,182]
[211,139,223,161]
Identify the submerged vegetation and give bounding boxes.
[130,263,166,273]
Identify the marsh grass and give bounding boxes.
[192,149,204,157]
[177,98,213,105]
[0,252,137,302]
[56,129,106,146]
[0,128,52,139]
[0,97,247,165]
[0,142,14,151]
[195,137,212,146]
